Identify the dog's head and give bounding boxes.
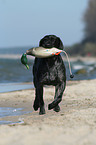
[39,35,64,50]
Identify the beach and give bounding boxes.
[0,79,96,145]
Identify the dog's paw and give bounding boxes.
[53,105,60,112]
[48,103,53,110]
[39,106,46,115]
[48,102,58,110]
[33,101,40,111]
[33,104,39,111]
[48,98,62,110]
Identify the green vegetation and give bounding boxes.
[66,0,96,57]
[83,0,96,43]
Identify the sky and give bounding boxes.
[0,0,88,48]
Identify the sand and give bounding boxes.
[0,79,96,145]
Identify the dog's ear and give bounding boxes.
[39,38,44,47]
[56,37,64,50]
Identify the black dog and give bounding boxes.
[33,35,66,115]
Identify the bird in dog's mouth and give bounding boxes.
[21,47,74,78]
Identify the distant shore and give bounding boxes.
[62,55,96,62]
[0,79,96,145]
[0,54,35,59]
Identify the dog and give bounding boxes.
[33,35,66,115]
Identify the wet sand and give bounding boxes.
[0,79,96,145]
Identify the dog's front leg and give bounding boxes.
[48,81,66,110]
[33,85,45,115]
[33,88,40,111]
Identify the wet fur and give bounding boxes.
[33,35,66,115]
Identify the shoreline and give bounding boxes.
[0,82,34,93]
[0,54,96,61]
[0,78,93,93]
[0,54,35,59]
[0,79,96,145]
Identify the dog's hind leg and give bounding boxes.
[48,81,66,110]
[33,84,45,115]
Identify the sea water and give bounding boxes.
[0,46,34,83]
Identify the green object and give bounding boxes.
[21,54,29,69]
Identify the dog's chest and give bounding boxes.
[33,56,65,85]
